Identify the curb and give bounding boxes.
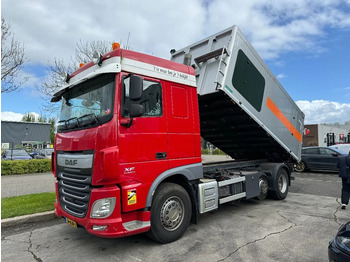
[1,211,58,228]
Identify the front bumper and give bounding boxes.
[54,185,150,238]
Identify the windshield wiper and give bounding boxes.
[79,113,100,126]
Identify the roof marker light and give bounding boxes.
[112,42,120,50]
[79,63,85,68]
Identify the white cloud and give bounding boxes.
[2,0,350,65]
[2,0,206,64]
[296,100,350,124]
[205,0,350,59]
[1,111,41,122]
[277,73,286,79]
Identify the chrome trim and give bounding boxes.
[61,189,87,200]
[64,205,85,217]
[60,173,89,183]
[62,197,85,208]
[61,181,89,191]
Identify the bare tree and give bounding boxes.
[1,18,29,93]
[38,40,113,115]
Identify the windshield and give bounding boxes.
[5,150,29,156]
[58,74,115,132]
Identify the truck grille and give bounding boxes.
[58,171,92,218]
[56,151,94,218]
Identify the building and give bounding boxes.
[303,124,350,147]
[1,121,51,150]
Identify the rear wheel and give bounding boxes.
[147,183,191,243]
[270,169,289,200]
[256,175,268,200]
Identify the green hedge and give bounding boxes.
[1,159,51,175]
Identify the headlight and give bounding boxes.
[90,198,116,218]
[336,235,350,249]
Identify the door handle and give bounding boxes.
[156,152,167,159]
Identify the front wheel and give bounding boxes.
[270,169,289,200]
[147,183,192,243]
[294,161,306,172]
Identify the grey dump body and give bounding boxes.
[171,25,304,162]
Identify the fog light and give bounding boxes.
[92,225,108,231]
[91,198,116,218]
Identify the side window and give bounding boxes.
[232,49,265,112]
[123,77,162,117]
[304,148,319,154]
[319,148,335,155]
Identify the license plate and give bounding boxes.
[65,218,77,228]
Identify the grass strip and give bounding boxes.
[1,192,56,219]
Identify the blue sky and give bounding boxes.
[1,0,350,124]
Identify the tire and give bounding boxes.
[294,161,306,172]
[256,175,268,200]
[147,182,192,243]
[270,169,289,200]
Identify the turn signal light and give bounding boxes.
[112,42,120,50]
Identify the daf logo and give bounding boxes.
[65,159,78,166]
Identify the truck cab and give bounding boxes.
[52,47,202,240]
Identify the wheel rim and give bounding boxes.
[160,196,185,231]
[278,173,288,194]
[259,177,268,195]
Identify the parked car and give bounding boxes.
[35,148,54,159]
[294,146,346,172]
[329,144,350,155]
[2,149,32,160]
[328,221,350,262]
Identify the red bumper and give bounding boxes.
[54,185,150,238]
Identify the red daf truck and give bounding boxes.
[51,26,304,243]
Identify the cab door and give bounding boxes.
[117,74,168,211]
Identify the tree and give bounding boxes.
[49,117,56,144]
[38,40,113,115]
[1,18,29,93]
[21,113,36,122]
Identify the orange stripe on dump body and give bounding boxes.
[266,97,302,143]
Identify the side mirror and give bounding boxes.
[130,75,143,101]
[130,104,144,117]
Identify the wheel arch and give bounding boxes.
[146,163,202,207]
[258,162,291,190]
[145,163,202,224]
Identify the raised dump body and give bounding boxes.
[171,25,304,162]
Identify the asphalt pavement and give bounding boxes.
[1,172,55,198]
[1,156,349,261]
[1,193,349,261]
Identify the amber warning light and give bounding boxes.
[112,42,120,50]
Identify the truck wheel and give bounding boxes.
[270,169,289,200]
[147,182,191,243]
[294,161,306,172]
[256,175,268,200]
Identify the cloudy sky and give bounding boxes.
[1,0,350,124]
